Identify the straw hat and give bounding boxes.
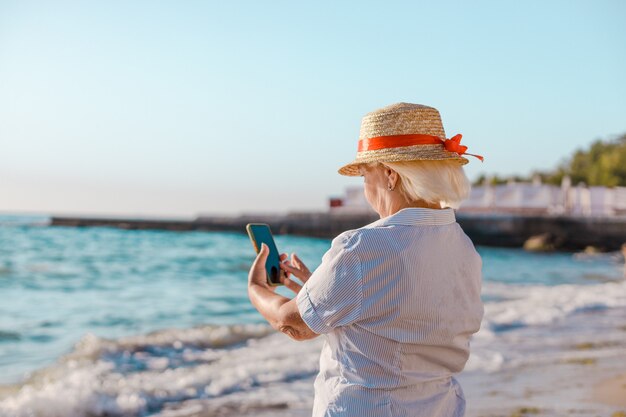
[338,102,483,176]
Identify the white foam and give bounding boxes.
[0,325,321,417]
[2,281,626,416]
[464,349,504,372]
[480,279,626,332]
[462,279,626,374]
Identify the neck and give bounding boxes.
[379,197,442,218]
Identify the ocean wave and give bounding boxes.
[0,324,320,417]
[479,279,626,335]
[464,280,626,373]
[2,280,626,416]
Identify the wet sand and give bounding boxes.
[460,351,626,417]
[593,372,626,408]
[153,314,626,417]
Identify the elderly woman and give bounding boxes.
[248,103,484,417]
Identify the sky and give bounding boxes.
[1,1,625,218]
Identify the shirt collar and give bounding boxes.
[364,207,456,228]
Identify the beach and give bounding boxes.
[1,217,626,416]
[1,307,625,417]
[3,0,626,414]
[459,306,626,417]
[593,373,626,408]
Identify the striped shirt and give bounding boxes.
[296,207,484,417]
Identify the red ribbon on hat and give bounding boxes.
[357,133,483,162]
[442,134,484,162]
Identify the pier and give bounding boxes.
[49,212,626,251]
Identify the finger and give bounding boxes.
[292,254,310,273]
[279,259,292,278]
[279,253,290,277]
[280,262,308,281]
[281,275,303,294]
[248,244,271,287]
[292,254,312,281]
[251,243,269,272]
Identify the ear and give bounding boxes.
[384,167,399,188]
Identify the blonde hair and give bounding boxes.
[372,160,471,209]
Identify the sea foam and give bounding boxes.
[0,324,320,417]
[2,280,626,416]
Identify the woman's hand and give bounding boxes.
[279,253,312,294]
[247,244,318,341]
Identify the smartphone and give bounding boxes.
[246,223,285,286]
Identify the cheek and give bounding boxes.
[363,182,377,203]
[363,183,371,199]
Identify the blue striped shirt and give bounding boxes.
[296,207,484,417]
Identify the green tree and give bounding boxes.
[474,133,626,187]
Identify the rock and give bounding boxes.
[583,245,602,254]
[523,233,555,251]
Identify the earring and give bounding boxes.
[388,184,394,191]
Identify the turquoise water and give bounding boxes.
[0,214,624,385]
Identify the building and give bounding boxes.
[329,176,626,217]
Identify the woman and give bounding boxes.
[248,102,484,417]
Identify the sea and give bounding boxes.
[0,214,625,416]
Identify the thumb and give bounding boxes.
[252,243,269,269]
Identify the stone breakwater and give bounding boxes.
[49,212,626,251]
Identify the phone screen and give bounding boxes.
[246,223,284,286]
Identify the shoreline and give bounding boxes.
[459,351,626,417]
[2,217,625,416]
[2,308,626,417]
[458,305,626,417]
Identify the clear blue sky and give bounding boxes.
[1,1,625,218]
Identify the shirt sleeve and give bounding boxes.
[296,232,363,334]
